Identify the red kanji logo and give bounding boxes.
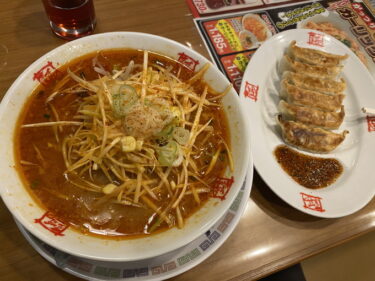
[366,116,375,132]
[33,61,61,86]
[34,211,69,236]
[177,53,199,72]
[243,81,259,101]
[211,176,234,200]
[307,32,325,47]
[301,193,325,212]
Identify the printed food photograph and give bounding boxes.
[202,12,276,57]
[238,30,258,49]
[205,0,251,9]
[192,0,264,15]
[242,13,272,42]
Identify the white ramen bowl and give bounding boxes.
[0,32,251,261]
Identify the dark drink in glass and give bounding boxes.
[42,0,96,40]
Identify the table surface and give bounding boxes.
[0,1,374,280]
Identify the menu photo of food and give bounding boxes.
[202,12,277,56]
[186,0,264,17]
[186,0,309,17]
[220,51,255,90]
[204,0,261,10]
[242,13,273,42]
[262,0,288,3]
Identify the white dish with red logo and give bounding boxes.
[0,32,251,261]
[14,169,253,281]
[239,29,375,218]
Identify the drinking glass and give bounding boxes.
[42,0,96,40]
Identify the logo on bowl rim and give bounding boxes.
[34,211,69,236]
[366,116,375,132]
[210,176,234,200]
[177,52,200,72]
[33,61,62,86]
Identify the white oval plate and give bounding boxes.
[15,169,253,281]
[239,29,375,218]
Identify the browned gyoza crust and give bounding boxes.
[282,71,346,95]
[278,100,345,129]
[282,55,343,79]
[277,115,348,153]
[288,40,348,67]
[281,79,345,112]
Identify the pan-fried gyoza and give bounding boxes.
[281,79,344,112]
[282,71,346,95]
[280,55,343,79]
[277,40,349,153]
[288,40,348,67]
[278,100,345,130]
[277,115,348,153]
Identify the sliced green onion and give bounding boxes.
[172,127,189,145]
[172,151,183,167]
[156,124,174,138]
[112,85,138,117]
[157,140,179,166]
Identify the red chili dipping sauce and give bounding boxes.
[274,145,343,189]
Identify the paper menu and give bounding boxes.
[185,0,306,17]
[202,13,277,55]
[192,0,375,91]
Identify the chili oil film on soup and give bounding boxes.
[14,49,233,238]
